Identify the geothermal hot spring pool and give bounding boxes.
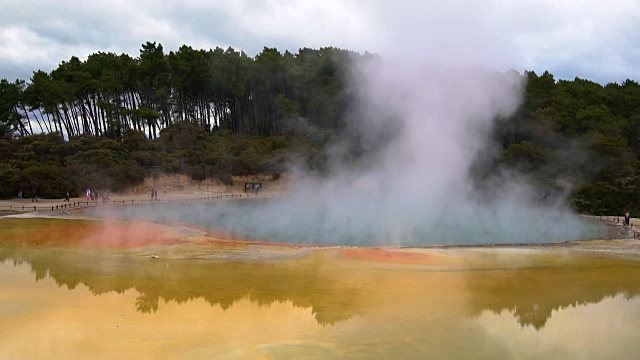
[1,206,640,359]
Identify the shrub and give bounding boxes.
[190,166,207,181]
[217,173,234,186]
[21,164,77,198]
[0,163,20,199]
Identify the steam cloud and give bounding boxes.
[211,59,604,245]
[93,56,607,246]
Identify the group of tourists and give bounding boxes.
[85,188,111,204]
[16,189,38,202]
[15,188,110,203]
[245,182,262,195]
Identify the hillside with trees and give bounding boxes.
[0,42,356,138]
[1,42,639,215]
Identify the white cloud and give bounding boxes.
[0,0,639,82]
[221,1,375,47]
[0,26,51,63]
[0,25,104,79]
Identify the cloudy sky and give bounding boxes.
[1,0,638,83]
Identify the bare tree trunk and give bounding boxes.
[53,112,64,139]
[19,103,35,135]
[34,109,50,133]
[47,112,57,134]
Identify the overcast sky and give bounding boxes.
[1,0,638,84]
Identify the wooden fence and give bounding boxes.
[0,193,273,214]
[592,215,640,239]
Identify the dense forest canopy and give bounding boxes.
[1,42,639,215]
[0,42,358,139]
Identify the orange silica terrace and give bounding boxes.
[0,218,185,249]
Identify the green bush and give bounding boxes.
[217,173,233,186]
[190,166,207,181]
[0,163,20,198]
[20,164,77,198]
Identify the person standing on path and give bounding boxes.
[624,209,631,227]
[17,190,23,201]
[31,188,38,202]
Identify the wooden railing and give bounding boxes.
[0,193,275,214]
[590,215,640,239]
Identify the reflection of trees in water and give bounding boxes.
[463,254,640,329]
[0,248,363,326]
[3,244,640,330]
[135,293,158,313]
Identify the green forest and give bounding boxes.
[1,42,639,215]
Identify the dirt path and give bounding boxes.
[0,173,289,214]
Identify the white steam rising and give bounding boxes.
[233,59,604,245]
[95,56,606,246]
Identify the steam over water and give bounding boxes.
[88,200,606,246]
[88,59,607,245]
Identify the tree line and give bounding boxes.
[2,43,640,215]
[489,71,640,214]
[0,42,358,139]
